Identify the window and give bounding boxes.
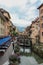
[42,23,43,28]
[0,28,4,34]
[40,16,43,20]
[1,19,4,25]
[36,24,38,25]
[40,9,43,14]
[0,29,1,34]
[42,16,43,20]
[32,26,34,28]
[42,32,43,36]
[36,26,38,29]
[0,17,1,24]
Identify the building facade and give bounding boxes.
[0,8,14,37]
[0,12,6,37]
[38,4,43,43]
[30,18,40,44]
[26,4,43,44]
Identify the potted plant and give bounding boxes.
[14,45,21,63]
[9,54,19,65]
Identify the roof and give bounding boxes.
[32,17,39,24]
[34,17,39,22]
[0,12,6,21]
[0,8,11,19]
[37,3,43,9]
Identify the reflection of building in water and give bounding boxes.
[17,33,32,53]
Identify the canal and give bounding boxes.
[3,55,43,65]
[0,38,43,65]
[19,56,38,65]
[2,45,43,65]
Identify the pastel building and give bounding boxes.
[25,4,43,44]
[38,4,43,43]
[30,18,40,44]
[0,8,13,37]
[0,12,6,37]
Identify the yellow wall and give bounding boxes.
[0,17,5,36]
[39,6,43,43]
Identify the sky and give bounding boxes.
[0,0,43,31]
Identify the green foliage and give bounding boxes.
[9,55,18,63]
[14,45,20,53]
[20,52,31,56]
[33,45,43,58]
[9,44,21,65]
[10,30,18,37]
[32,52,43,64]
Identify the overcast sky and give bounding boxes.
[0,0,43,28]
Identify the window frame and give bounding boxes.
[42,32,43,36]
[42,23,43,28]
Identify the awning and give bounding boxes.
[0,36,11,45]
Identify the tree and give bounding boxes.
[10,26,17,51]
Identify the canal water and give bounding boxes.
[0,43,43,65]
[19,56,38,65]
[20,47,30,53]
[3,56,38,65]
[3,55,43,65]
